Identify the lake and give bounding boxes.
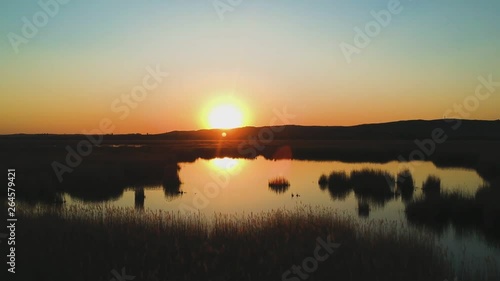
[60,156,499,272]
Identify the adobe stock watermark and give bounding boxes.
[282,236,341,281]
[51,65,169,183]
[178,106,296,214]
[212,0,243,21]
[393,74,498,184]
[339,0,409,64]
[110,267,135,281]
[7,0,71,54]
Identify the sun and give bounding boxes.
[207,104,243,129]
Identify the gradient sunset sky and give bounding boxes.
[1,0,499,134]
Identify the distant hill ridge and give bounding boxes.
[2,119,500,141]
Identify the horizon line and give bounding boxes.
[1,118,499,136]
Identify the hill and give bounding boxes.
[2,119,499,141]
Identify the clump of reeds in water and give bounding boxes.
[134,188,145,210]
[268,177,290,187]
[318,174,328,190]
[406,184,500,244]
[350,169,395,207]
[318,169,397,202]
[422,175,441,196]
[357,201,370,218]
[350,169,395,195]
[268,177,290,193]
[327,171,350,189]
[397,169,415,201]
[317,171,352,200]
[405,190,481,235]
[397,169,415,189]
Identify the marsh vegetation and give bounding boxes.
[2,138,500,280]
[318,169,396,206]
[17,204,497,281]
[268,176,290,194]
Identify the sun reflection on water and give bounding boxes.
[210,157,242,171]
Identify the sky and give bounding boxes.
[0,0,499,134]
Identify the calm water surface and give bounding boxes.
[64,157,499,271]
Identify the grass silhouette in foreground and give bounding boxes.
[15,204,499,281]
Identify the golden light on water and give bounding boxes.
[210,157,241,171]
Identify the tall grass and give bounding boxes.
[13,204,474,281]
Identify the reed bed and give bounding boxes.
[325,171,352,199]
[318,169,398,205]
[318,174,328,190]
[268,177,290,193]
[350,169,395,193]
[422,175,441,196]
[350,169,395,207]
[397,169,416,201]
[268,176,290,187]
[327,171,350,189]
[406,185,500,246]
[357,201,370,218]
[397,169,415,189]
[318,169,395,192]
[406,191,478,229]
[13,203,492,281]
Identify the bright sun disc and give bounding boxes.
[208,104,243,129]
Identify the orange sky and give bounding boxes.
[1,1,499,134]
